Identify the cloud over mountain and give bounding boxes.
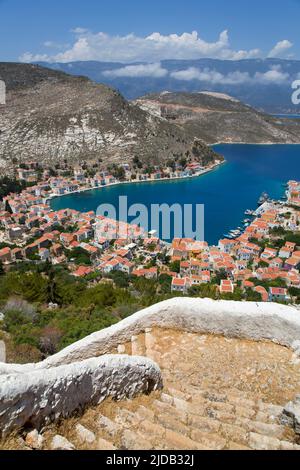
[103,63,168,78]
[268,40,293,58]
[19,29,291,64]
[168,65,290,85]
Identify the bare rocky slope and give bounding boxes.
[0,63,220,172]
[135,91,300,144]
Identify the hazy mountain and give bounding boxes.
[37,58,300,114]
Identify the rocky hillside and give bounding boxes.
[135,91,300,144]
[0,63,220,173]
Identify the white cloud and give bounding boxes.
[71,27,89,35]
[43,41,70,50]
[170,65,290,85]
[19,52,52,62]
[171,67,251,84]
[103,62,168,78]
[19,29,263,63]
[254,65,290,84]
[268,40,293,58]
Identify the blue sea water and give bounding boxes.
[51,144,300,245]
[274,114,300,119]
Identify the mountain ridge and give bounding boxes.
[36,58,300,113]
[134,91,300,145]
[0,63,220,173]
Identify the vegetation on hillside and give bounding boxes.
[1,258,288,363]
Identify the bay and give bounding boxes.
[51,144,300,245]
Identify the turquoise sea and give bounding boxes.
[51,144,300,245]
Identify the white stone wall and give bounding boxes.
[0,355,162,437]
[2,298,300,375]
[0,341,5,363]
[2,297,300,436]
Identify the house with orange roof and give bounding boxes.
[219,280,234,294]
[132,268,158,280]
[285,256,300,271]
[238,248,253,262]
[243,280,255,289]
[74,227,93,242]
[73,266,93,278]
[0,247,12,264]
[269,257,283,270]
[269,287,289,303]
[180,261,190,276]
[80,244,99,259]
[254,286,269,302]
[285,242,296,252]
[51,243,63,257]
[218,239,237,254]
[60,233,75,247]
[233,269,253,282]
[279,246,292,259]
[261,247,278,260]
[171,277,190,294]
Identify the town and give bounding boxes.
[1,158,300,306]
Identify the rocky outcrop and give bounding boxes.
[281,396,300,435]
[0,355,162,437]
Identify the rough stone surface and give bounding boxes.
[51,435,75,451]
[25,430,44,450]
[0,355,162,437]
[281,396,300,435]
[2,298,300,451]
[1,327,300,451]
[96,438,116,450]
[2,299,300,376]
[75,424,96,445]
[0,341,5,363]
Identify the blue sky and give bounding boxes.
[0,0,300,62]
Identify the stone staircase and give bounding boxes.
[8,327,300,451]
[39,383,300,451]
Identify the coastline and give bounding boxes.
[211,141,300,146]
[48,160,225,202]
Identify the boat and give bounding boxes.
[257,192,270,206]
[223,234,233,239]
[245,209,255,216]
[230,230,241,237]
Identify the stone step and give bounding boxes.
[163,429,210,451]
[249,432,282,451]
[120,429,153,450]
[96,437,117,450]
[235,417,286,440]
[131,334,146,356]
[97,414,122,438]
[151,398,188,424]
